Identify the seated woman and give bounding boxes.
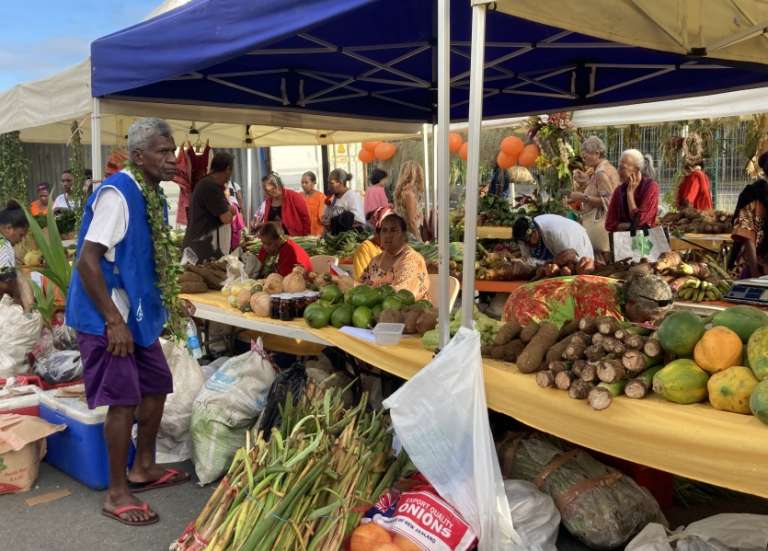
[0,201,32,309]
[254,222,313,277]
[360,212,429,301]
[604,149,659,232]
[352,207,390,280]
[727,151,768,279]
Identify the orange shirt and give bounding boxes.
[30,200,48,216]
[303,191,326,236]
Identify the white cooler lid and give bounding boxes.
[0,385,40,410]
[39,389,108,425]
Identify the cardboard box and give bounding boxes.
[0,413,65,494]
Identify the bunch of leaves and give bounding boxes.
[68,121,86,231]
[55,209,77,236]
[22,206,71,296]
[527,113,579,212]
[30,279,57,328]
[477,193,516,225]
[0,132,30,206]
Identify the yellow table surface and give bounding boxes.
[670,233,732,252]
[183,292,768,499]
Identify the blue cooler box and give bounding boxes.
[39,390,134,490]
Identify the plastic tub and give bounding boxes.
[39,390,135,490]
[373,323,405,346]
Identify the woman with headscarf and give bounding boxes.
[727,151,768,279]
[394,160,425,241]
[569,136,620,259]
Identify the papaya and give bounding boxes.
[652,359,709,404]
[712,305,768,343]
[707,366,758,414]
[747,326,768,381]
[657,311,705,356]
[750,380,768,425]
[693,326,743,374]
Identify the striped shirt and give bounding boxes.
[0,237,15,274]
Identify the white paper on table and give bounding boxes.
[339,326,376,343]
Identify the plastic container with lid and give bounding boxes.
[0,385,40,417]
[372,323,405,346]
[38,390,134,490]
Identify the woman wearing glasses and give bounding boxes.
[261,172,311,236]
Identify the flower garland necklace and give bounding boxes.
[125,161,186,340]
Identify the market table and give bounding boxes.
[670,233,731,253]
[182,291,768,499]
[474,280,525,293]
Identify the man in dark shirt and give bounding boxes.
[183,152,234,261]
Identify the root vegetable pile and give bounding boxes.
[659,207,732,234]
[181,260,228,293]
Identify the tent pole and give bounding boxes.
[436,0,451,347]
[246,147,253,224]
[432,124,438,238]
[460,1,490,329]
[91,98,103,183]
[422,123,431,221]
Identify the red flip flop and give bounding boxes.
[128,468,191,493]
[102,502,159,526]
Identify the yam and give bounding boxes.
[643,338,662,359]
[588,387,613,410]
[579,317,598,334]
[517,322,559,374]
[536,371,556,389]
[546,337,572,363]
[490,346,506,360]
[379,309,404,324]
[500,339,525,362]
[548,360,570,374]
[563,341,586,361]
[415,310,438,334]
[597,359,626,384]
[569,380,594,400]
[403,310,421,334]
[598,316,621,335]
[494,319,522,345]
[580,362,598,383]
[591,332,605,346]
[568,332,591,348]
[520,322,540,343]
[181,280,208,294]
[584,344,605,362]
[555,370,575,390]
[624,334,645,350]
[558,319,581,340]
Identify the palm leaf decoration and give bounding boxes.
[22,205,71,296]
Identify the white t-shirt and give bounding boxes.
[326,190,365,225]
[520,214,594,264]
[52,193,73,211]
[83,171,139,321]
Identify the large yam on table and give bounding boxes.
[517,322,560,374]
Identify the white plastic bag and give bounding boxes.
[504,480,560,551]
[626,514,768,551]
[383,327,523,550]
[157,339,204,464]
[33,350,82,384]
[0,295,41,377]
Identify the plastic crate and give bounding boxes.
[39,390,134,490]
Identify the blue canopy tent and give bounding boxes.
[90,0,768,346]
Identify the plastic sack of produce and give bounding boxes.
[0,295,42,377]
[191,340,275,484]
[157,339,204,464]
[626,513,768,551]
[33,350,82,384]
[383,327,524,550]
[503,275,623,327]
[503,480,561,551]
[354,474,478,551]
[504,433,666,550]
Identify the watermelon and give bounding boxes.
[750,380,768,425]
[652,359,709,404]
[657,311,705,356]
[712,305,768,343]
[747,326,768,381]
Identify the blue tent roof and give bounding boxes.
[91,0,768,123]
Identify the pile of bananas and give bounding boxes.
[675,277,733,302]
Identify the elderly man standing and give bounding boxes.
[605,149,660,232]
[66,118,190,526]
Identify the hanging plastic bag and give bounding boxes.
[626,514,768,551]
[383,327,523,550]
[157,339,204,464]
[504,480,560,551]
[0,295,42,377]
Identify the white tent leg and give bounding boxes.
[432,124,438,238]
[437,0,451,347]
[422,123,431,222]
[91,98,103,183]
[460,1,490,328]
[246,147,253,224]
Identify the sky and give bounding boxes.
[0,0,160,92]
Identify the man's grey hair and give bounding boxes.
[621,148,645,169]
[127,118,173,154]
[581,136,606,156]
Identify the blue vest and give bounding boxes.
[66,171,167,347]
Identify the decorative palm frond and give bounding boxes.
[22,205,71,296]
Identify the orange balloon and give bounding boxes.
[518,143,540,167]
[459,142,468,161]
[448,132,463,153]
[362,141,381,153]
[501,135,524,157]
[374,142,397,161]
[496,151,515,169]
[358,149,375,163]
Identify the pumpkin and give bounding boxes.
[652,359,709,404]
[693,326,743,374]
[264,273,284,294]
[283,265,307,293]
[349,523,391,550]
[249,292,271,317]
[707,366,758,414]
